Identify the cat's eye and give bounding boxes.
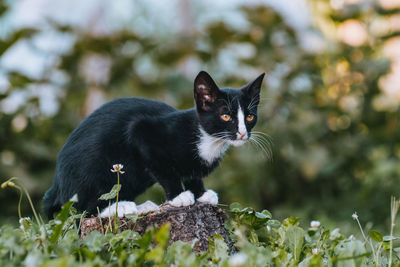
[220,114,231,122]
[246,114,255,122]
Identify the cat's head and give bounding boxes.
[194,71,265,146]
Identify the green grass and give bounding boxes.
[0,199,399,266]
[1,177,400,266]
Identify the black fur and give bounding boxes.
[43,71,264,218]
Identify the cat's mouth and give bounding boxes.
[228,131,249,146]
[226,134,249,147]
[228,139,248,147]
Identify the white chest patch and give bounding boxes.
[197,128,229,165]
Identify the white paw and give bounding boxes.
[137,200,160,214]
[197,189,218,205]
[100,201,138,218]
[168,190,195,207]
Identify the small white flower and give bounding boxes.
[228,252,248,266]
[352,212,358,220]
[312,248,319,255]
[19,217,31,230]
[19,217,31,224]
[309,220,320,230]
[111,164,125,174]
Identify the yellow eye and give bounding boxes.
[246,114,255,122]
[220,114,231,121]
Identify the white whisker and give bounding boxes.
[251,135,273,153]
[249,137,273,161]
[247,96,259,110]
[248,130,274,161]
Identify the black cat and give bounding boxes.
[43,71,265,219]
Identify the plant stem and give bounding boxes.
[114,171,120,232]
[16,186,22,220]
[20,181,41,226]
[97,207,104,234]
[388,196,399,267]
[6,177,41,226]
[355,216,375,256]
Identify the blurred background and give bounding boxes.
[1,0,400,233]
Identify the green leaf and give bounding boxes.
[98,184,121,200]
[321,229,330,240]
[49,198,76,243]
[267,219,281,228]
[137,229,154,249]
[369,230,383,242]
[165,241,206,266]
[38,256,75,267]
[145,247,164,264]
[261,209,272,218]
[82,231,109,253]
[7,72,35,88]
[208,234,228,263]
[334,239,367,266]
[229,202,242,212]
[154,223,170,247]
[249,229,259,244]
[0,2,8,17]
[0,28,38,57]
[299,255,323,267]
[283,217,301,227]
[330,228,342,240]
[286,226,305,263]
[255,211,269,219]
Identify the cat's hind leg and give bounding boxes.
[137,200,160,214]
[100,201,138,218]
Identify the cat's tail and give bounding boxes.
[43,185,61,220]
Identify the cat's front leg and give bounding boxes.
[197,189,218,205]
[168,190,195,207]
[183,179,218,205]
[158,177,195,207]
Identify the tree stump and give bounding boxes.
[80,202,233,252]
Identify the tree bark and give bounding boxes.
[80,202,233,252]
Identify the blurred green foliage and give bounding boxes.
[1,0,400,234]
[1,199,399,266]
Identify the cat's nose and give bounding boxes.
[237,132,247,140]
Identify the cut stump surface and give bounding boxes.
[80,202,233,252]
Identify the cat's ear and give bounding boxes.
[194,71,220,111]
[242,72,265,101]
